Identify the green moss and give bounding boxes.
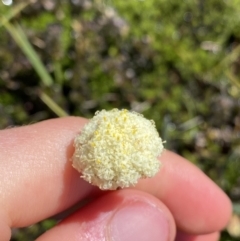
[21,12,56,31]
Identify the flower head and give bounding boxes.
[72,108,164,190]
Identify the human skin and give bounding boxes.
[0,117,232,241]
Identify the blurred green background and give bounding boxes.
[0,0,240,240]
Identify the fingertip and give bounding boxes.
[161,151,232,233]
[107,190,176,241]
[36,190,176,241]
[136,150,232,234]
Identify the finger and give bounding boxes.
[36,190,176,241]
[175,230,220,241]
[135,150,232,234]
[0,117,95,228]
[0,117,231,234]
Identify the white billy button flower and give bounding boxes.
[72,109,164,190]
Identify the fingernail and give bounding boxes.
[108,201,169,241]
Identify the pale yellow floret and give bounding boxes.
[72,108,164,190]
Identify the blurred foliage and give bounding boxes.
[0,0,240,240]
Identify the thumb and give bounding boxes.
[37,190,176,241]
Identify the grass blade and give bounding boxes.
[40,92,68,117]
[3,21,54,87]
